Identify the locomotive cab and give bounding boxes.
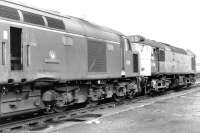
[121,36,139,77]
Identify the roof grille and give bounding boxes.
[88,39,107,72]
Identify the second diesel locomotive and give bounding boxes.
[0,1,196,118]
[129,35,196,94]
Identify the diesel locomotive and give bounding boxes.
[0,1,196,118]
[129,35,196,94]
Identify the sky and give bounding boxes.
[10,0,200,63]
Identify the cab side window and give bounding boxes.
[159,50,165,61]
[152,48,159,60]
[124,39,132,51]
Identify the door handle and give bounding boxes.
[2,42,6,65]
[27,44,30,66]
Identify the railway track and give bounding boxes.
[0,83,200,133]
[0,95,148,133]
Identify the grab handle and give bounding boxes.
[2,42,6,65]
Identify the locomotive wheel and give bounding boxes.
[44,108,55,114]
[149,90,157,97]
[53,99,68,113]
[43,103,55,114]
[112,94,121,102]
[86,99,98,108]
[127,91,137,99]
[53,105,68,113]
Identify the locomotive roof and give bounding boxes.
[69,17,122,42]
[128,35,188,55]
[169,45,187,55]
[0,0,122,43]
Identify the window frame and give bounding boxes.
[45,16,65,30]
[22,10,45,26]
[0,5,20,21]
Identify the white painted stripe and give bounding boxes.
[85,118,101,124]
[65,32,120,44]
[87,36,120,44]
[64,32,85,38]
[0,18,120,44]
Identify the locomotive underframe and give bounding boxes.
[0,73,195,117]
[146,73,196,94]
[0,77,140,117]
